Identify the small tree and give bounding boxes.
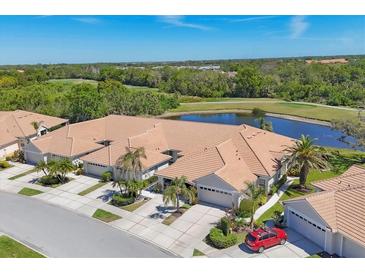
[48,159,75,184]
[245,182,265,229]
[116,147,147,180]
[163,176,193,213]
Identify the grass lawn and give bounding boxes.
[92,209,121,223]
[0,235,45,258]
[121,199,150,212]
[18,187,43,196]
[78,182,105,196]
[162,204,192,225]
[193,248,206,256]
[306,254,321,258]
[8,168,37,180]
[172,100,357,122]
[47,78,98,86]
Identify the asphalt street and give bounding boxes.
[0,191,175,258]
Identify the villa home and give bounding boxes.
[24,114,295,208]
[0,110,68,159]
[283,165,365,258]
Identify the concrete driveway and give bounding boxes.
[0,191,175,258]
[207,228,322,258]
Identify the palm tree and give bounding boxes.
[112,180,125,195]
[31,121,40,131]
[245,182,265,229]
[163,176,193,213]
[35,160,49,176]
[49,159,75,184]
[285,135,329,188]
[116,147,147,180]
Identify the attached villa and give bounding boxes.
[24,114,294,208]
[283,165,365,258]
[0,110,68,159]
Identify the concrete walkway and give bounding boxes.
[253,177,296,221]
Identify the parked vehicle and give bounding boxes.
[245,227,287,253]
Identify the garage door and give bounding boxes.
[85,162,110,177]
[288,210,326,248]
[198,186,233,208]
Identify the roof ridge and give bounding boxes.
[239,131,270,176]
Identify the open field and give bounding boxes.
[0,235,45,258]
[171,99,359,122]
[47,78,99,86]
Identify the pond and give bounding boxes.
[167,113,361,150]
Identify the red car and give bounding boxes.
[245,227,288,253]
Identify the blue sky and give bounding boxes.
[0,16,364,64]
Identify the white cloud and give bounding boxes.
[290,16,309,39]
[230,15,279,23]
[160,16,212,31]
[72,17,102,25]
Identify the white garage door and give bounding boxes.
[198,186,233,208]
[85,163,110,177]
[288,210,326,248]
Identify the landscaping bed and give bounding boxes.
[162,204,191,225]
[193,249,206,257]
[36,175,73,188]
[0,235,45,258]
[18,187,43,196]
[78,182,106,196]
[8,168,37,180]
[109,193,151,212]
[121,199,150,212]
[92,209,121,223]
[0,160,13,171]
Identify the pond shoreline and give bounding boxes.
[160,110,331,127]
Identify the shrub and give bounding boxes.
[5,156,11,161]
[270,175,287,195]
[208,228,237,249]
[10,150,25,163]
[238,199,253,218]
[190,186,198,205]
[151,182,163,193]
[252,107,266,117]
[101,171,113,183]
[74,169,84,176]
[258,195,267,206]
[146,175,158,185]
[219,217,231,236]
[0,160,11,169]
[38,175,59,186]
[111,193,135,207]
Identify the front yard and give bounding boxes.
[0,235,45,258]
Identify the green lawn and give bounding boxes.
[162,204,191,225]
[8,168,37,180]
[0,235,45,258]
[78,182,105,196]
[193,248,206,256]
[47,78,99,86]
[18,187,43,196]
[92,209,121,223]
[172,100,357,122]
[121,199,149,212]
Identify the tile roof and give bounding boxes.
[313,165,365,191]
[285,166,365,246]
[0,110,67,147]
[31,115,295,189]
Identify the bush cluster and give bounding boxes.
[0,160,11,169]
[38,175,60,186]
[208,228,237,249]
[111,193,135,207]
[101,171,113,183]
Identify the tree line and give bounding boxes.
[1,56,364,108]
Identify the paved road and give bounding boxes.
[0,192,175,258]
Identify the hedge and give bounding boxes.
[208,228,237,249]
[111,193,135,207]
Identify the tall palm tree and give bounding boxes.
[285,135,329,188]
[116,147,147,180]
[245,182,265,229]
[163,176,193,213]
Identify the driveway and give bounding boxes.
[206,228,322,258]
[0,192,174,258]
